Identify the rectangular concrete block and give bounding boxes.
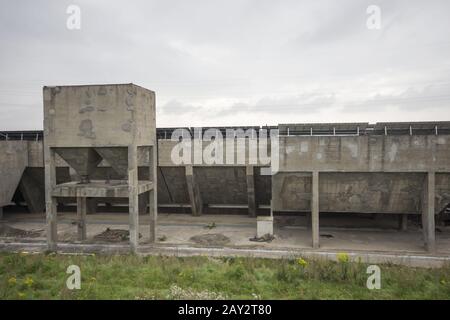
[43,84,156,148]
[257,216,273,238]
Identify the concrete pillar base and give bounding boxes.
[257,216,273,238]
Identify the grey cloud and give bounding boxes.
[0,0,450,130]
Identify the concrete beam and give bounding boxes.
[422,172,436,252]
[185,165,203,216]
[128,145,139,252]
[246,165,256,217]
[149,145,157,242]
[311,171,320,249]
[76,197,87,240]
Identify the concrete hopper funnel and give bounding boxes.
[94,147,128,178]
[54,147,103,183]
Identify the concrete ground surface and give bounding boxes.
[1,211,450,268]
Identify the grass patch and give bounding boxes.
[0,252,449,299]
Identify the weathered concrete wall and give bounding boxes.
[157,167,190,204]
[158,139,272,167]
[271,172,449,213]
[0,141,28,207]
[279,135,450,172]
[272,134,450,214]
[436,173,450,214]
[196,167,248,205]
[2,130,450,216]
[43,84,156,148]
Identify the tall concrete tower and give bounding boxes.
[43,83,157,252]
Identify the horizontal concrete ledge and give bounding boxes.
[1,241,449,268]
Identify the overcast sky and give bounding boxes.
[0,0,449,130]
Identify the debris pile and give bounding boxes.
[0,225,42,238]
[190,233,230,246]
[93,228,141,242]
[249,233,275,242]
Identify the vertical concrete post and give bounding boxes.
[76,197,87,240]
[128,145,139,252]
[311,171,320,249]
[44,147,57,251]
[246,165,256,217]
[422,172,436,252]
[149,145,158,242]
[399,214,408,231]
[185,165,203,216]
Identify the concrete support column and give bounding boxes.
[128,145,139,252]
[422,172,436,252]
[398,214,408,231]
[246,165,256,217]
[76,197,87,240]
[185,165,203,216]
[44,147,57,251]
[149,145,158,242]
[0,206,3,220]
[311,171,320,249]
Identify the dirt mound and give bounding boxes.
[190,233,230,246]
[249,233,275,242]
[93,228,141,242]
[0,225,43,238]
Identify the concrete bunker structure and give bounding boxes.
[273,122,450,252]
[1,100,450,255]
[42,84,157,252]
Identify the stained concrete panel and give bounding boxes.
[157,167,190,204]
[279,135,450,172]
[18,168,45,213]
[255,167,271,206]
[95,147,128,177]
[436,173,450,214]
[195,167,248,205]
[43,84,156,148]
[158,138,271,167]
[54,147,103,178]
[0,141,28,207]
[272,172,432,214]
[319,173,424,214]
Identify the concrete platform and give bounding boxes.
[1,212,450,267]
[52,180,154,197]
